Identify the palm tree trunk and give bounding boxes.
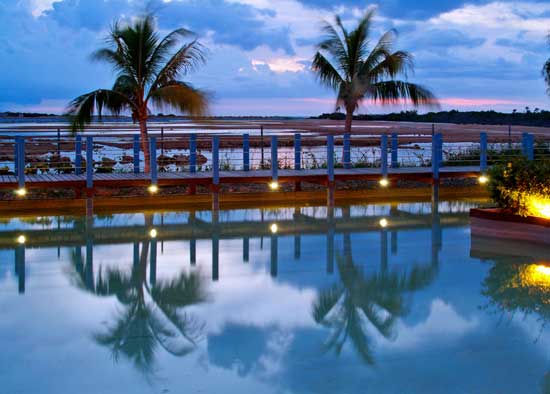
[139,118,151,173]
[344,109,353,134]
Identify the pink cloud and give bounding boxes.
[437,98,525,106]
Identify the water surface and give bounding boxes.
[1,199,549,394]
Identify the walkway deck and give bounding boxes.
[0,166,481,190]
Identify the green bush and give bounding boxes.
[488,158,550,217]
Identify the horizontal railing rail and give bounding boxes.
[1,131,548,196]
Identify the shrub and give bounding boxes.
[488,158,550,218]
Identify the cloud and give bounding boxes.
[43,0,295,54]
[1,0,550,115]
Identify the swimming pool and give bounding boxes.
[1,198,549,393]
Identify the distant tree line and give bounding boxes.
[314,109,550,127]
[0,112,57,118]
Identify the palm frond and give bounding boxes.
[544,57,550,96]
[147,28,195,78]
[149,40,206,93]
[366,50,414,83]
[368,80,438,107]
[312,284,344,323]
[346,9,374,76]
[312,52,344,90]
[148,81,208,116]
[317,19,349,75]
[66,89,133,132]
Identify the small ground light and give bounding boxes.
[17,235,26,244]
[478,175,489,184]
[149,229,158,238]
[148,184,159,194]
[269,181,279,190]
[379,178,389,187]
[270,223,278,234]
[379,218,388,228]
[15,188,26,197]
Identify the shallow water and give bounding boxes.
[1,199,549,394]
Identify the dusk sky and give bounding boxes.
[1,0,550,116]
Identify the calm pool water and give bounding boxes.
[1,198,549,394]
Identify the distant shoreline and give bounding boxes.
[2,109,550,127]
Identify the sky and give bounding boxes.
[1,0,550,116]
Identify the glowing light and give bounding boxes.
[270,223,278,234]
[521,264,550,287]
[478,175,489,184]
[535,265,550,276]
[15,188,26,197]
[269,181,279,190]
[379,178,389,187]
[527,196,550,219]
[148,184,159,194]
[149,229,157,238]
[16,235,26,244]
[379,218,388,228]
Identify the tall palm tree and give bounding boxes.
[67,15,208,172]
[543,33,550,96]
[312,9,437,134]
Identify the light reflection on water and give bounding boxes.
[1,198,549,394]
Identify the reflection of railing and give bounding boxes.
[0,208,466,248]
[4,203,446,294]
[1,132,546,194]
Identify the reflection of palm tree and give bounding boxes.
[482,262,550,334]
[312,237,437,364]
[482,262,550,394]
[68,239,207,376]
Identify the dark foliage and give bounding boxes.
[314,109,550,127]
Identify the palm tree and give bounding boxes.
[67,15,208,172]
[543,33,550,96]
[312,9,437,134]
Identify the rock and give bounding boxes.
[157,154,175,166]
[119,155,134,165]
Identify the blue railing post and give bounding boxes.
[521,132,528,157]
[86,136,93,190]
[381,134,388,178]
[343,133,351,169]
[480,132,488,172]
[432,134,440,181]
[437,133,443,165]
[150,137,158,185]
[189,134,197,173]
[243,134,250,171]
[212,136,220,185]
[75,135,82,175]
[327,135,334,183]
[16,137,25,190]
[14,138,19,177]
[133,135,140,174]
[527,134,535,161]
[294,133,301,170]
[271,136,278,182]
[391,133,398,168]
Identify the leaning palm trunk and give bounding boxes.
[67,15,208,174]
[312,10,438,135]
[139,119,151,173]
[345,109,353,134]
